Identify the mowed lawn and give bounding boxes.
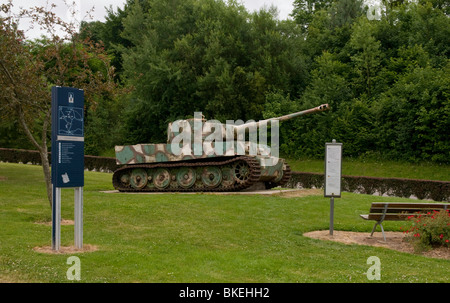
[0,162,448,283]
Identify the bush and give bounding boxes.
[402,209,450,252]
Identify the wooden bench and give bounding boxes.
[360,202,449,241]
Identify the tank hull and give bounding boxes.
[114,141,264,165]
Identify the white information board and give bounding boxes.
[324,141,342,197]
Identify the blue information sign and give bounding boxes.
[51,86,84,188]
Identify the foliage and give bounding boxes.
[0,1,120,206]
[376,64,450,162]
[403,210,450,252]
[79,0,143,79]
[292,0,334,30]
[119,0,308,143]
[282,0,450,163]
[2,0,450,165]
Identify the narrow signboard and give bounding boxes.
[324,140,342,236]
[51,86,84,251]
[324,140,342,198]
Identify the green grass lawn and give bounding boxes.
[0,162,448,283]
[286,157,450,181]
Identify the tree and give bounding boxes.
[120,0,308,144]
[330,0,364,27]
[286,0,449,163]
[376,64,450,162]
[79,0,142,80]
[0,2,117,207]
[0,4,51,204]
[291,0,333,31]
[349,17,383,97]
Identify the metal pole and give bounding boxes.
[52,187,61,251]
[74,187,83,249]
[329,196,334,236]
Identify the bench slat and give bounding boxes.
[367,213,417,221]
[370,202,449,209]
[362,202,450,222]
[369,207,447,214]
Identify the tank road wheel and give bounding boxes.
[220,167,235,188]
[177,167,196,189]
[130,168,148,189]
[272,166,284,183]
[153,168,170,189]
[233,160,251,184]
[201,166,222,188]
[119,173,130,187]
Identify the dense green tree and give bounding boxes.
[286,0,450,162]
[120,0,307,143]
[349,17,383,97]
[330,0,364,27]
[376,64,450,162]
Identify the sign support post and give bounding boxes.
[52,186,61,250]
[74,187,83,249]
[329,196,334,235]
[324,139,342,236]
[51,86,85,251]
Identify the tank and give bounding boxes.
[112,104,329,192]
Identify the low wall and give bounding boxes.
[287,172,449,202]
[1,148,449,201]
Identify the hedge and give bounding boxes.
[0,147,118,172]
[287,172,450,202]
[1,148,449,201]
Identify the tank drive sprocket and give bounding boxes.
[264,162,292,190]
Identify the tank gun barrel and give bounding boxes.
[266,103,329,124]
[234,103,329,132]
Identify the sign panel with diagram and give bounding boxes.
[51,86,84,187]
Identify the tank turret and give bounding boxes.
[112,104,329,192]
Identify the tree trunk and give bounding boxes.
[17,106,53,207]
[39,147,52,208]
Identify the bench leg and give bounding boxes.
[370,222,387,242]
[379,224,386,242]
[370,222,378,237]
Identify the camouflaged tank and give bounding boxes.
[112,104,329,192]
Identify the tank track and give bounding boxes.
[112,156,262,192]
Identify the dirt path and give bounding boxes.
[303,230,450,260]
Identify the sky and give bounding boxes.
[4,0,295,40]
